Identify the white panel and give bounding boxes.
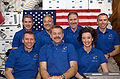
[0,40,12,53]
[2,12,23,26]
[89,0,112,16]
[3,12,19,25]
[0,41,5,53]
[0,26,22,40]
[43,0,112,15]
[4,40,12,52]
[65,0,88,9]
[43,0,89,9]
[43,0,65,9]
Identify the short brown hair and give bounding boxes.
[22,15,33,22]
[68,11,79,19]
[49,25,64,34]
[97,13,108,21]
[22,31,35,39]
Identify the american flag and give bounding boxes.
[23,9,101,31]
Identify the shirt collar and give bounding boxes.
[82,46,94,54]
[23,28,35,32]
[20,45,37,53]
[97,27,109,34]
[52,41,64,47]
[23,28,26,32]
[42,30,50,36]
[68,25,82,33]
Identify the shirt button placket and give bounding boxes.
[86,54,90,65]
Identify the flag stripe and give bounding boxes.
[56,9,100,27]
[56,22,97,26]
[56,19,97,22]
[56,16,98,19]
[56,13,100,16]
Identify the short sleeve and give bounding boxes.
[34,33,43,49]
[113,31,120,45]
[68,44,78,61]
[63,29,67,41]
[5,50,16,68]
[12,32,20,47]
[39,45,47,62]
[99,51,107,64]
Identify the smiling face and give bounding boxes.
[43,16,53,31]
[50,28,64,45]
[82,32,93,48]
[23,18,33,31]
[68,14,79,30]
[22,33,35,51]
[97,15,108,30]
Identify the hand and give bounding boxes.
[104,54,109,60]
[82,77,90,79]
[85,77,90,79]
[49,76,62,79]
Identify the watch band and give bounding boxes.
[107,53,110,58]
[61,75,65,79]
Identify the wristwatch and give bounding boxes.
[107,53,111,58]
[61,75,65,79]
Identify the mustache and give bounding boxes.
[54,37,61,39]
[44,24,50,26]
[71,22,77,25]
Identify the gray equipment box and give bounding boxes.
[84,73,120,79]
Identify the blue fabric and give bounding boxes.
[35,30,52,49]
[12,28,39,47]
[39,42,78,77]
[77,46,107,76]
[64,25,83,51]
[5,46,39,79]
[95,27,120,54]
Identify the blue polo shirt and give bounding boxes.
[12,28,39,48]
[77,46,107,76]
[95,27,120,54]
[5,46,39,79]
[39,42,78,77]
[35,29,52,49]
[64,25,83,50]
